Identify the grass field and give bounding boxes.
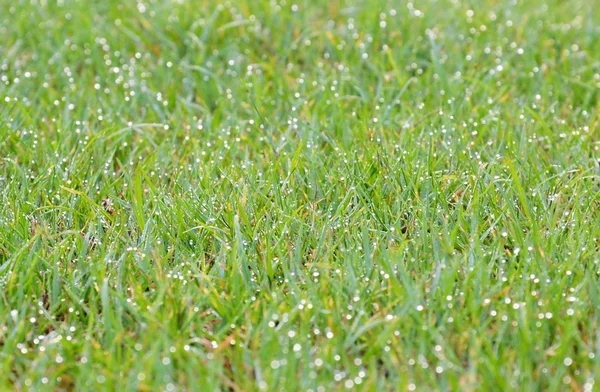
[0,0,599,390]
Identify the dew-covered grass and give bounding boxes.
[0,0,599,390]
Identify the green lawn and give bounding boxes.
[1,0,599,390]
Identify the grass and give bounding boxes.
[0,0,599,390]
